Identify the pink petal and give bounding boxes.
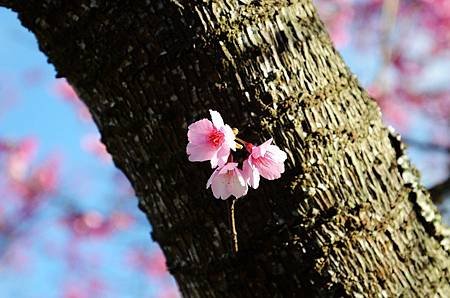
[259,165,283,180]
[267,144,287,162]
[206,167,220,189]
[187,119,213,144]
[207,163,248,200]
[222,124,236,151]
[256,154,285,180]
[242,159,260,189]
[218,162,238,174]
[214,144,231,168]
[211,174,229,199]
[209,110,224,129]
[228,169,248,199]
[248,141,287,181]
[235,169,246,186]
[253,138,272,158]
[209,150,219,169]
[187,143,215,162]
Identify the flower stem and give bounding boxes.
[228,198,239,253]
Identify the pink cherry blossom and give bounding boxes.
[206,162,248,200]
[243,139,287,188]
[54,79,92,121]
[81,134,112,163]
[186,110,236,168]
[54,79,79,102]
[242,158,260,189]
[127,248,169,278]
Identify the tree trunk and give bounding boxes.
[2,0,449,296]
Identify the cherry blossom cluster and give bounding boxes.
[186,110,287,200]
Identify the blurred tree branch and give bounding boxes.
[373,0,399,89]
[380,0,399,65]
[403,137,449,203]
[404,137,450,153]
[430,176,450,204]
[0,0,17,10]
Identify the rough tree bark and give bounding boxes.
[1,0,449,296]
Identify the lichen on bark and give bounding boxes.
[2,0,449,296]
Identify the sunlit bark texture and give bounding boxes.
[2,0,450,296]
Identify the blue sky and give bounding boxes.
[0,8,178,298]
